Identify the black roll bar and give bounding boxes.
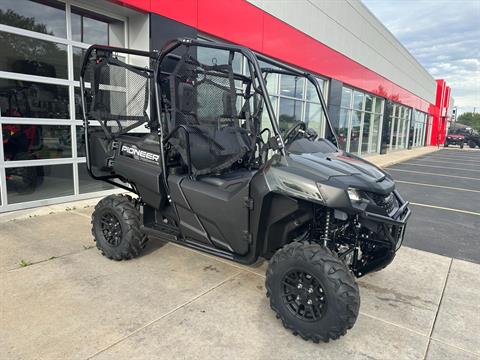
[79,44,157,185]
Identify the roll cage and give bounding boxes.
[79,38,337,190]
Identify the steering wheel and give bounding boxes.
[283,121,306,145]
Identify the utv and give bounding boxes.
[80,38,411,342]
[464,129,480,149]
[450,127,480,148]
[444,133,464,148]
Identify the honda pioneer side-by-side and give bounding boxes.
[80,38,411,342]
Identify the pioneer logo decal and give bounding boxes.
[121,144,160,163]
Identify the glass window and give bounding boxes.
[390,117,397,147]
[0,32,68,78]
[71,6,124,46]
[72,47,87,81]
[371,114,381,153]
[76,125,86,158]
[389,104,411,150]
[305,102,323,134]
[197,47,242,74]
[353,91,364,111]
[3,124,71,160]
[265,73,279,95]
[374,98,383,113]
[74,87,83,120]
[278,97,302,132]
[364,94,373,113]
[306,78,324,102]
[341,87,352,108]
[0,79,69,118]
[72,8,107,45]
[338,108,350,150]
[0,0,66,38]
[6,163,73,204]
[78,163,114,193]
[349,111,362,153]
[280,75,304,99]
[361,113,371,153]
[341,87,384,154]
[395,106,400,117]
[261,96,276,138]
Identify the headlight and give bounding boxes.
[347,187,370,210]
[347,188,365,202]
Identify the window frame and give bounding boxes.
[0,0,128,211]
[340,86,385,155]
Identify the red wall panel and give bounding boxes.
[429,79,450,145]
[197,0,264,51]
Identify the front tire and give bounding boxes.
[92,194,146,260]
[266,241,360,342]
[468,140,476,148]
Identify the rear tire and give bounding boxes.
[266,241,360,342]
[468,140,476,148]
[460,143,464,149]
[92,194,146,260]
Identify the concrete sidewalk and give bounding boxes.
[1,203,479,359]
[363,145,440,168]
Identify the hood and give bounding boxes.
[279,150,395,195]
[288,150,387,181]
[447,134,464,139]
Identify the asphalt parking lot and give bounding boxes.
[387,148,480,264]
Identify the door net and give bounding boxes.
[81,49,153,139]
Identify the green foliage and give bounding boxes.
[457,112,480,131]
[0,9,51,35]
[0,9,67,78]
[19,259,32,267]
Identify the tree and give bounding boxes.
[457,112,480,131]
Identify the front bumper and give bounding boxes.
[361,190,411,250]
[446,138,464,145]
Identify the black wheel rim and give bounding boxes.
[100,212,122,246]
[281,270,326,322]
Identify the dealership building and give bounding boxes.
[0,0,452,212]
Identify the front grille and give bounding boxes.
[369,192,399,215]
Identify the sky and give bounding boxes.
[362,0,480,115]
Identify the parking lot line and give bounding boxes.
[412,159,480,167]
[410,202,480,216]
[424,156,480,164]
[388,168,480,181]
[400,163,480,173]
[426,156,480,163]
[395,180,480,193]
